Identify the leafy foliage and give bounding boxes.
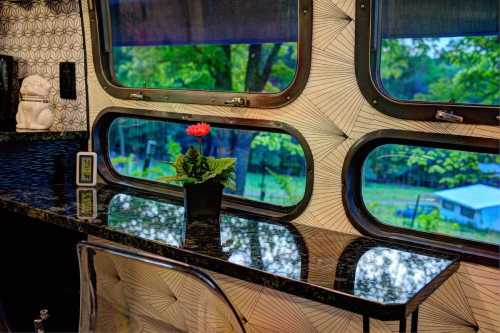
[364,144,499,189]
[159,147,236,190]
[380,36,499,105]
[113,42,297,93]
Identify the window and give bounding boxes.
[90,0,312,107]
[355,0,499,125]
[460,206,475,219]
[442,200,455,211]
[94,108,313,220]
[343,130,500,266]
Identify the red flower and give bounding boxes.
[186,122,211,137]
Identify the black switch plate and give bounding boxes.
[60,62,76,100]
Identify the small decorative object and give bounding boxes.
[160,122,236,220]
[77,188,97,220]
[16,75,54,130]
[76,152,97,187]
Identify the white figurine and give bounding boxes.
[16,75,54,130]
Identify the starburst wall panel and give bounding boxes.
[0,0,87,131]
[84,0,499,331]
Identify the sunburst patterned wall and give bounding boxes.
[81,0,500,331]
[0,0,87,131]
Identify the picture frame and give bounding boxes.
[76,188,97,220]
[76,152,97,187]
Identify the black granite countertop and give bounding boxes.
[0,167,460,321]
[0,130,87,143]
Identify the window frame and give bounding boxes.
[88,0,313,109]
[460,206,475,219]
[93,107,314,221]
[354,0,499,125]
[442,200,455,211]
[342,129,500,267]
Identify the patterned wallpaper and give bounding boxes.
[80,0,500,331]
[0,0,87,131]
[0,0,476,331]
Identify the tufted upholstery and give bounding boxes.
[78,242,245,333]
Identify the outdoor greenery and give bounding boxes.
[160,147,237,189]
[108,118,307,207]
[113,42,297,93]
[380,36,499,105]
[111,31,499,240]
[363,145,500,245]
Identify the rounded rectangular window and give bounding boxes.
[94,109,313,219]
[375,0,499,106]
[90,0,312,107]
[362,144,500,245]
[355,0,499,125]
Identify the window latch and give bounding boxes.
[129,92,144,100]
[224,97,248,107]
[435,110,463,123]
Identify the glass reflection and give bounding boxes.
[353,247,450,304]
[107,194,186,247]
[220,216,301,279]
[106,193,302,279]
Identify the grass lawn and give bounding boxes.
[114,158,306,206]
[243,172,306,206]
[363,183,434,203]
[363,182,500,245]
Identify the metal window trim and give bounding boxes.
[92,107,314,221]
[87,0,313,109]
[342,129,500,267]
[355,0,499,125]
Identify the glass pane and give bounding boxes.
[362,144,500,245]
[108,0,298,93]
[108,117,308,207]
[376,0,499,105]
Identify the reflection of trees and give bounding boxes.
[220,216,301,279]
[353,247,450,304]
[107,194,302,279]
[107,194,186,247]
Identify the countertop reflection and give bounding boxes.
[104,192,457,306]
[0,178,459,318]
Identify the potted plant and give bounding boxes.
[160,122,236,220]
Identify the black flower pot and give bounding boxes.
[183,180,224,221]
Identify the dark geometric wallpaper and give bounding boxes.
[0,0,87,131]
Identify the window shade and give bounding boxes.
[380,0,499,38]
[108,0,298,47]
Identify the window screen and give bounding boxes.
[374,0,499,106]
[105,0,299,93]
[362,143,500,245]
[107,117,308,207]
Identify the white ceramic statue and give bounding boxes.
[16,75,54,130]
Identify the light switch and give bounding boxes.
[60,62,76,100]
